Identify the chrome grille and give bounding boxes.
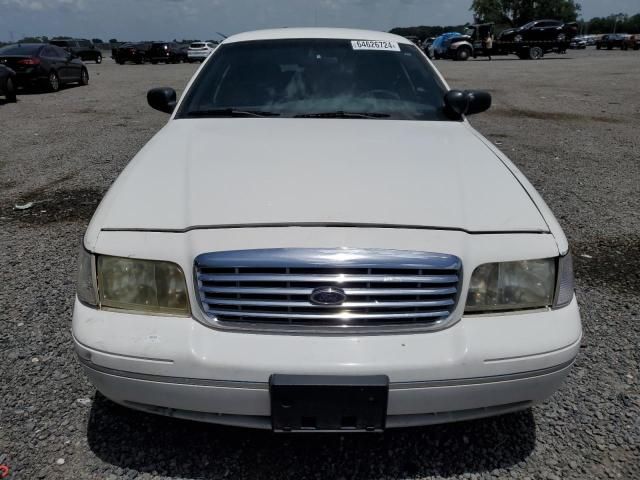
[194,248,462,333]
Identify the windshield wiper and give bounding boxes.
[294,111,390,119]
[186,109,280,118]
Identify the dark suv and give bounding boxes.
[499,19,577,43]
[50,39,102,63]
[148,42,187,64]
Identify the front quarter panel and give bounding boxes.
[465,124,569,255]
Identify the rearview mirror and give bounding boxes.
[147,87,177,114]
[444,90,492,119]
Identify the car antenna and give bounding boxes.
[216,32,228,40]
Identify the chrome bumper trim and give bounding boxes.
[76,355,575,390]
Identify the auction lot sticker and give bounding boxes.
[351,40,401,52]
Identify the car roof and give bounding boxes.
[223,28,411,45]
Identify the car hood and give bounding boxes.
[91,119,548,234]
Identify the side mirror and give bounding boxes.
[444,90,491,119]
[147,87,177,114]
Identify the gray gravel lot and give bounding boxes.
[0,49,638,480]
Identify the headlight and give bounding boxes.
[465,258,556,313]
[77,246,98,307]
[97,256,190,316]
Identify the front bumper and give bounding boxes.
[187,52,209,60]
[73,296,581,429]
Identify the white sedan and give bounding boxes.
[187,41,217,62]
[74,28,581,432]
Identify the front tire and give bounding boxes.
[80,68,89,86]
[5,77,17,102]
[456,47,471,61]
[47,70,60,92]
[528,46,544,60]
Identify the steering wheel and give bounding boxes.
[358,89,402,100]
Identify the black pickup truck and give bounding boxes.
[50,39,103,63]
[112,43,152,64]
[147,42,187,64]
[444,21,578,61]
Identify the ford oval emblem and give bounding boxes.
[310,287,347,306]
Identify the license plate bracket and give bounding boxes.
[270,374,389,432]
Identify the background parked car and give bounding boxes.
[112,42,151,64]
[178,45,190,62]
[187,42,217,62]
[421,37,436,59]
[583,35,597,46]
[0,43,89,92]
[148,42,186,64]
[50,38,103,63]
[595,34,635,50]
[570,36,587,49]
[0,64,17,102]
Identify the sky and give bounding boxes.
[0,0,637,42]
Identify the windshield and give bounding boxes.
[191,43,206,48]
[177,38,451,121]
[520,21,537,29]
[0,44,43,55]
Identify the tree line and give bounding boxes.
[583,14,640,35]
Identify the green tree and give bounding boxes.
[471,0,581,27]
[535,0,581,22]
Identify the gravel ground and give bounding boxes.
[0,48,638,480]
